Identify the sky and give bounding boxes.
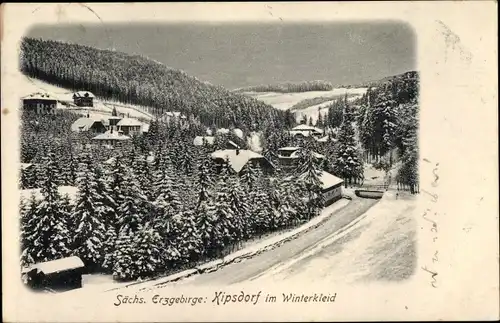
[27,22,416,90]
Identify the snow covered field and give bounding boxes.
[243,88,367,111]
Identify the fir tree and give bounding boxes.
[295,140,323,220]
[112,230,135,281]
[333,103,364,186]
[26,153,71,263]
[117,166,149,235]
[195,152,213,207]
[212,159,237,250]
[72,153,107,270]
[177,209,203,264]
[20,193,39,267]
[133,222,164,279]
[195,200,222,258]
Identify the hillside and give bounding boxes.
[20,37,290,130]
[341,71,418,89]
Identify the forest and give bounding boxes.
[19,37,293,131]
[234,80,334,93]
[20,112,327,281]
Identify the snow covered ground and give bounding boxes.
[248,191,416,286]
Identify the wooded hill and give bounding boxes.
[20,37,293,131]
[341,71,418,89]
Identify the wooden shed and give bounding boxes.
[22,256,85,292]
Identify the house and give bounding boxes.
[22,256,85,292]
[193,136,215,146]
[72,91,95,107]
[295,170,344,206]
[21,92,58,114]
[71,116,107,134]
[289,124,324,139]
[92,129,131,149]
[211,149,275,175]
[277,146,325,170]
[116,117,144,136]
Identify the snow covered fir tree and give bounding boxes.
[18,36,419,287]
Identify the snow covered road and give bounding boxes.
[150,197,380,288]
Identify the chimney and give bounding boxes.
[236,148,240,155]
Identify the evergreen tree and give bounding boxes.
[112,231,135,281]
[117,166,149,235]
[133,223,164,279]
[72,153,106,269]
[195,200,222,258]
[295,140,323,220]
[177,209,203,264]
[20,193,39,267]
[25,153,71,263]
[212,159,237,250]
[195,152,213,207]
[333,103,364,186]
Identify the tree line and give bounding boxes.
[234,80,334,93]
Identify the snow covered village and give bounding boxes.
[18,23,419,294]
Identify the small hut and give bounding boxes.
[22,256,85,292]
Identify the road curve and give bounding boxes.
[153,197,379,288]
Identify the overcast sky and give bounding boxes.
[27,22,416,89]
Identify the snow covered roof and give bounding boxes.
[211,149,265,173]
[117,117,143,127]
[20,163,34,170]
[233,128,244,139]
[289,151,325,159]
[23,256,85,275]
[291,124,324,133]
[193,136,215,146]
[294,171,344,190]
[73,91,95,98]
[71,117,105,132]
[315,135,330,143]
[92,130,131,141]
[20,186,78,202]
[22,92,58,101]
[142,124,150,133]
[278,146,301,152]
